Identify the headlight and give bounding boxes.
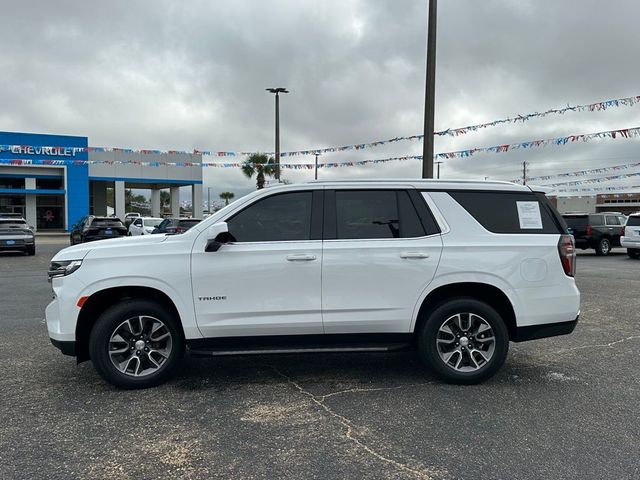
[48,260,83,281]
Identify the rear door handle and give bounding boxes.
[286,254,317,262]
[400,252,430,259]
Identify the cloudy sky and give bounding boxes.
[1,0,639,201]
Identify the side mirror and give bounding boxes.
[205,222,230,252]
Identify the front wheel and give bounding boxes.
[596,238,611,256]
[89,299,184,389]
[418,298,509,384]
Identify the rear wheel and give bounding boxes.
[418,298,509,384]
[628,249,640,259]
[89,299,184,389]
[596,238,611,256]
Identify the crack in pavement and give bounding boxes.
[319,382,435,402]
[547,335,640,356]
[267,365,443,479]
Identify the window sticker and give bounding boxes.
[516,201,543,229]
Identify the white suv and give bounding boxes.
[46,180,580,388]
[621,212,640,258]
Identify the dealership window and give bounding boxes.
[0,177,24,189]
[36,177,64,190]
[0,194,26,217]
[36,195,65,230]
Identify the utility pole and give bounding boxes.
[435,161,443,179]
[422,0,437,179]
[314,152,320,180]
[522,161,528,185]
[266,87,289,182]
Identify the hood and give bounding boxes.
[53,234,169,262]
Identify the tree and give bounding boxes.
[242,153,275,189]
[219,191,235,205]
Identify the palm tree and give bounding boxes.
[219,191,235,205]
[242,153,275,189]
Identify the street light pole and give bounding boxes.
[422,0,437,179]
[314,152,320,180]
[435,161,443,179]
[266,87,289,182]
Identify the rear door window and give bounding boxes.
[605,215,620,226]
[449,191,563,234]
[329,190,436,240]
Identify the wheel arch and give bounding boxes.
[413,282,517,341]
[75,286,185,363]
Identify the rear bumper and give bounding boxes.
[513,315,579,342]
[621,237,640,249]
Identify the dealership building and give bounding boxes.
[0,131,203,231]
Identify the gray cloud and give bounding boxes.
[1,0,639,200]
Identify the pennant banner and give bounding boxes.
[512,161,640,183]
[551,183,640,193]
[539,171,640,188]
[1,95,639,159]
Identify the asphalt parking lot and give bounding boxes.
[1,242,639,480]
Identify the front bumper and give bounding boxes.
[50,338,76,356]
[513,315,579,342]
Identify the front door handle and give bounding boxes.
[286,254,317,262]
[400,252,430,259]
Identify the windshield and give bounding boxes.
[143,218,163,227]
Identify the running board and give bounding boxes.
[188,343,411,357]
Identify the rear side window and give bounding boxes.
[333,190,430,240]
[449,191,563,234]
[588,215,604,225]
[627,216,640,226]
[605,215,620,226]
[563,216,588,228]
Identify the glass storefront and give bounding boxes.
[0,194,26,217]
[36,194,65,230]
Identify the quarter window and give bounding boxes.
[228,191,313,242]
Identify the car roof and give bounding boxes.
[306,179,532,192]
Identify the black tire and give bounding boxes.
[89,299,184,389]
[26,245,35,256]
[628,249,640,259]
[595,238,611,256]
[69,234,75,245]
[418,298,509,384]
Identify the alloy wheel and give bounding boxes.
[436,312,496,372]
[108,316,173,377]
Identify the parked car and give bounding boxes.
[562,212,627,256]
[152,217,201,234]
[0,217,35,255]
[46,180,579,389]
[128,217,163,236]
[621,212,640,259]
[70,216,128,245]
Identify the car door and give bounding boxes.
[191,189,324,338]
[321,188,443,334]
[131,218,143,235]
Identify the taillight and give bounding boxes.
[621,226,625,236]
[586,225,592,236]
[558,234,576,277]
[175,227,186,233]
